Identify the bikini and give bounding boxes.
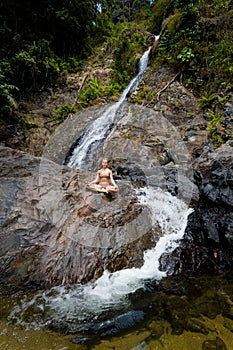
[99,172,110,188]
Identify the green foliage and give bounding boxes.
[150,0,171,34]
[12,40,62,91]
[21,115,39,128]
[153,0,233,97]
[177,47,195,64]
[78,79,103,107]
[104,0,151,23]
[77,79,121,108]
[0,71,19,114]
[1,0,98,57]
[208,111,225,146]
[112,26,147,85]
[212,0,232,10]
[135,85,156,104]
[0,0,100,106]
[52,104,77,124]
[105,82,121,97]
[199,92,217,109]
[92,11,116,45]
[1,0,232,150]
[0,0,150,118]
[157,4,200,63]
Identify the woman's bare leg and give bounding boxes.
[87,184,105,192]
[106,185,118,193]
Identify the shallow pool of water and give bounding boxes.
[1,272,233,350]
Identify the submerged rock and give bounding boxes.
[202,336,227,350]
[186,318,211,335]
[71,337,91,345]
[55,310,145,336]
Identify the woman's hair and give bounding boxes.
[102,158,108,163]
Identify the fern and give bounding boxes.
[0,72,19,113]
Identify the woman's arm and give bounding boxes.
[110,171,118,188]
[87,172,100,186]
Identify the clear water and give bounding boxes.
[2,272,233,350]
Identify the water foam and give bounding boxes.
[8,187,192,329]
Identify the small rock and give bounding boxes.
[202,336,227,350]
[186,318,210,335]
[71,337,91,344]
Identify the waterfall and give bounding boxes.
[66,39,159,170]
[7,35,194,333]
[8,187,193,330]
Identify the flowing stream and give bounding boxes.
[8,187,192,332]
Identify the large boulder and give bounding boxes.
[0,146,159,291]
[176,141,233,273]
[193,141,232,245]
[195,140,233,208]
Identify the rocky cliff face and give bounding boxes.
[160,141,233,276]
[184,140,233,271]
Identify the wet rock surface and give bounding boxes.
[195,141,233,208]
[185,141,233,269]
[162,141,233,275]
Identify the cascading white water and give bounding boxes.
[67,39,159,170]
[8,187,193,329]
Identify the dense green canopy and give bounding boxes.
[1,0,99,56]
[0,0,232,125]
[0,0,99,111]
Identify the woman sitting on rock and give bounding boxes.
[86,158,119,194]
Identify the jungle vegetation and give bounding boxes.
[0,0,232,136]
